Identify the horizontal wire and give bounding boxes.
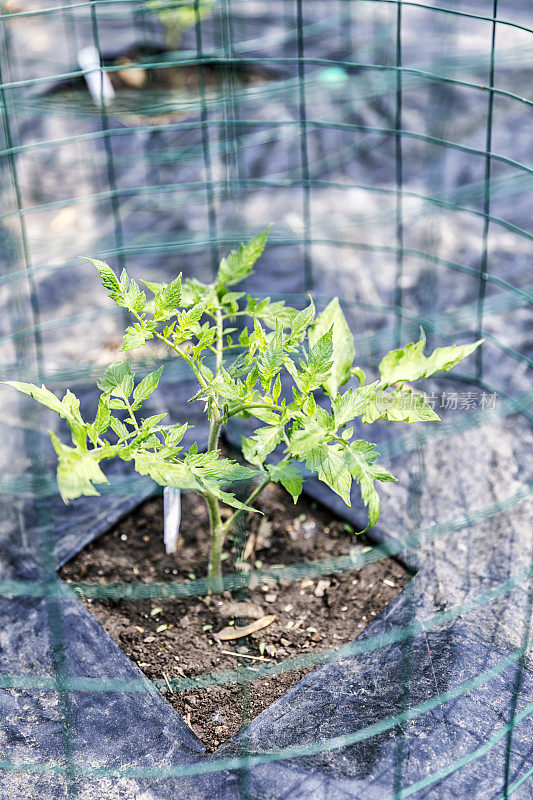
[0,565,529,695]
[0,646,530,779]
[0,0,531,36]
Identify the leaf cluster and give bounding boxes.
[3,230,483,532]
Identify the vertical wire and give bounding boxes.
[295,0,313,292]
[219,0,244,248]
[393,0,404,349]
[475,0,498,380]
[0,32,44,379]
[502,553,533,798]
[237,677,252,800]
[194,0,219,276]
[0,27,78,796]
[392,436,423,799]
[88,0,127,314]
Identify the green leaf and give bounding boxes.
[85,257,121,296]
[242,425,283,466]
[154,275,182,321]
[94,396,111,435]
[2,381,66,416]
[347,441,397,531]
[247,297,299,330]
[61,389,83,423]
[309,298,355,395]
[186,451,258,485]
[379,329,484,386]
[173,302,209,343]
[140,413,167,430]
[216,228,270,287]
[206,486,259,514]
[2,382,92,450]
[133,451,203,491]
[259,324,284,387]
[133,366,164,405]
[289,421,352,506]
[267,461,303,503]
[180,278,212,308]
[49,432,109,503]
[288,300,315,347]
[331,381,379,427]
[121,323,154,351]
[296,328,333,394]
[109,417,130,440]
[140,278,166,296]
[97,361,134,398]
[89,259,148,314]
[165,423,189,447]
[362,388,440,423]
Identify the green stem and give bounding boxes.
[215,306,223,375]
[205,491,224,593]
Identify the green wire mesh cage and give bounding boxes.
[0,1,531,798]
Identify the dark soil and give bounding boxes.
[60,484,408,751]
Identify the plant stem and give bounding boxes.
[205,491,224,593]
[206,306,225,591]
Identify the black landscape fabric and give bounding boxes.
[0,2,532,798]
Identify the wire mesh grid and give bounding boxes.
[0,1,532,798]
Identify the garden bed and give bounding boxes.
[60,483,408,751]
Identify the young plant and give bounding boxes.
[3,230,482,592]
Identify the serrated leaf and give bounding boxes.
[296,328,333,394]
[61,389,83,423]
[347,441,397,531]
[259,324,284,386]
[180,278,212,308]
[267,462,303,503]
[289,421,352,505]
[97,361,134,398]
[109,417,130,440]
[140,278,166,296]
[140,412,167,429]
[133,451,203,491]
[216,228,270,287]
[248,298,299,330]
[242,425,283,466]
[132,366,164,405]
[362,388,440,424]
[121,323,153,352]
[2,381,66,416]
[332,381,379,428]
[124,278,146,314]
[174,302,209,342]
[49,432,109,503]
[379,329,484,386]
[3,382,91,450]
[252,317,267,355]
[154,275,182,321]
[246,364,259,392]
[309,298,354,396]
[94,397,111,435]
[165,423,189,447]
[186,451,258,484]
[206,486,260,514]
[84,257,121,295]
[288,300,315,347]
[108,398,126,410]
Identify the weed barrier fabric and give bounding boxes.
[1,1,533,798]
